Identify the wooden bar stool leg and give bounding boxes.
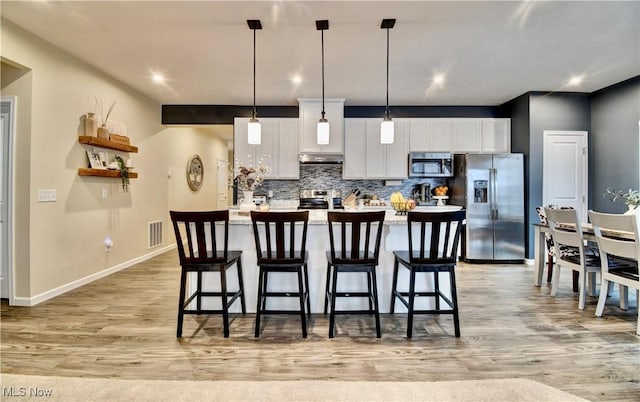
[329,266,339,338]
[255,268,265,338]
[220,268,230,338]
[237,259,247,314]
[371,268,381,338]
[177,269,188,338]
[304,264,311,317]
[390,258,399,313]
[297,269,308,338]
[407,269,416,338]
[434,271,441,311]
[449,268,461,337]
[324,262,332,315]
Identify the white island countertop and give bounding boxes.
[229,205,463,225]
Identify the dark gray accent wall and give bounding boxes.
[590,77,640,213]
[500,92,591,258]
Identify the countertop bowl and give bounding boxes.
[391,201,416,215]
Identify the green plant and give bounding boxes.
[604,188,640,208]
[114,155,129,192]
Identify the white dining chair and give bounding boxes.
[588,210,640,335]
[544,207,601,310]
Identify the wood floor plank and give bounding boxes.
[1,249,639,401]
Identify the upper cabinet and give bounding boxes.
[343,118,409,179]
[409,118,510,154]
[298,98,344,154]
[233,117,299,179]
[481,118,511,153]
[408,119,453,152]
[452,118,482,152]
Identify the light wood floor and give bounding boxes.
[1,249,638,401]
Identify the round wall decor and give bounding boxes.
[186,154,203,192]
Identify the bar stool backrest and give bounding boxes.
[170,210,230,264]
[406,210,466,264]
[327,211,385,265]
[250,211,309,264]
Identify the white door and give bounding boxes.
[0,96,15,300]
[543,130,588,222]
[217,160,228,209]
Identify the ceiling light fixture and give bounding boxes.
[316,20,330,145]
[151,73,165,84]
[568,75,584,86]
[247,19,262,145]
[380,18,396,144]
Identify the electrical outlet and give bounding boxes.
[37,189,57,202]
[101,188,108,199]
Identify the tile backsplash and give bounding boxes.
[257,164,449,202]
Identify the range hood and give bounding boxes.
[299,153,344,164]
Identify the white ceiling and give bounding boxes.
[2,1,639,107]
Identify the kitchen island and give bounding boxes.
[198,206,463,314]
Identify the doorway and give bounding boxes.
[542,130,588,222]
[1,96,16,301]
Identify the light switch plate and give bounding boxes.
[37,189,57,202]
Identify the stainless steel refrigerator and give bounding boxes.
[451,153,525,263]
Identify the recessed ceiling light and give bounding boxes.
[433,74,445,86]
[567,75,584,86]
[151,73,165,84]
[292,74,302,85]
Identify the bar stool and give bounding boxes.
[250,210,311,338]
[390,210,465,338]
[324,211,385,338]
[169,210,246,338]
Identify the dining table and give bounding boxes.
[532,222,635,287]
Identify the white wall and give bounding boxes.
[1,20,228,303]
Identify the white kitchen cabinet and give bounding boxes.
[430,119,455,151]
[452,119,482,153]
[343,119,366,179]
[409,118,454,152]
[233,117,299,179]
[298,98,344,154]
[481,118,511,153]
[343,118,408,179]
[276,118,300,179]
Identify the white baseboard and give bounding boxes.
[11,244,176,307]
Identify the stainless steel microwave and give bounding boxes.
[408,152,454,177]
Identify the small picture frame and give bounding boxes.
[86,150,105,169]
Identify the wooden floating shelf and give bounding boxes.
[78,168,138,178]
[78,136,138,153]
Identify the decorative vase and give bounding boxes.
[84,112,98,136]
[97,124,110,140]
[243,191,254,205]
[624,205,638,215]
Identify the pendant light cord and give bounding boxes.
[321,28,325,119]
[385,27,390,119]
[252,27,257,119]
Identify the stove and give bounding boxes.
[298,189,343,210]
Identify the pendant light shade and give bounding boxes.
[316,20,330,145]
[381,117,394,144]
[380,18,395,144]
[317,118,330,145]
[247,19,262,145]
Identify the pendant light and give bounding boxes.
[380,18,395,144]
[247,19,262,145]
[316,20,330,145]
